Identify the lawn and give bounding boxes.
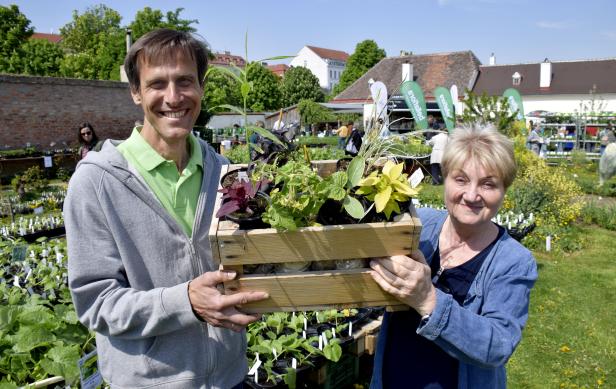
[508,225,616,388]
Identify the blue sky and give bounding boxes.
[3,0,616,65]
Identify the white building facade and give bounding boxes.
[289,45,349,91]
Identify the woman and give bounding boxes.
[369,124,537,388]
[77,122,102,159]
[427,131,449,185]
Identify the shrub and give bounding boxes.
[580,202,616,231]
[224,144,250,164]
[504,146,583,251]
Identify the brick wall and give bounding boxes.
[0,74,142,150]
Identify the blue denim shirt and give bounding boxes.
[371,208,537,388]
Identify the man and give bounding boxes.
[65,29,268,388]
[427,131,448,185]
[344,121,363,156]
[334,122,349,149]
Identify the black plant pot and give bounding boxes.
[220,167,249,188]
[507,222,536,242]
[16,226,66,242]
[244,367,283,389]
[222,192,270,230]
[316,199,360,226]
[336,157,353,172]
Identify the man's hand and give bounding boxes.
[369,250,436,317]
[188,270,269,332]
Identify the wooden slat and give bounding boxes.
[207,164,228,265]
[217,211,420,265]
[224,268,407,313]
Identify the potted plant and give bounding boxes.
[216,179,270,230]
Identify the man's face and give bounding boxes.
[131,52,203,145]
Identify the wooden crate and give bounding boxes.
[209,164,422,313]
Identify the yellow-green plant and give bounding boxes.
[355,161,418,219]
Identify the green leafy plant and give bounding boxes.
[355,160,418,219]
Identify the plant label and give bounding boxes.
[78,349,103,389]
[409,168,424,188]
[546,235,552,252]
[237,171,249,183]
[34,206,44,214]
[43,156,53,168]
[247,358,262,376]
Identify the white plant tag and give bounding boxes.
[332,328,336,338]
[247,358,262,376]
[546,235,552,252]
[237,171,249,183]
[292,358,297,369]
[272,348,277,360]
[34,206,44,214]
[303,317,307,331]
[13,276,20,288]
[409,168,424,188]
[43,156,53,168]
[318,335,323,350]
[302,330,306,339]
[349,322,353,337]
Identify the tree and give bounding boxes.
[202,70,242,114]
[281,66,324,106]
[297,99,334,126]
[59,4,125,80]
[246,63,282,111]
[129,7,197,41]
[8,39,64,76]
[0,4,34,72]
[332,40,386,96]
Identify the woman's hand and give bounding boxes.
[370,250,436,316]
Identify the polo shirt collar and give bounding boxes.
[124,127,203,172]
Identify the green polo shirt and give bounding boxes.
[117,128,203,237]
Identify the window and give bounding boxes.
[512,72,522,86]
[330,70,333,79]
[303,60,307,67]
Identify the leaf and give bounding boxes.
[388,162,405,180]
[374,186,392,213]
[358,176,379,186]
[323,341,342,362]
[39,344,81,383]
[343,196,365,219]
[354,186,373,196]
[328,187,346,201]
[11,325,55,352]
[211,104,245,116]
[382,160,396,177]
[329,171,348,188]
[391,180,418,196]
[241,82,251,100]
[347,157,365,188]
[0,306,19,332]
[283,367,297,389]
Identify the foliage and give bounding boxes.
[0,238,93,386]
[297,99,334,126]
[261,161,328,231]
[356,161,418,219]
[216,179,269,218]
[224,144,251,164]
[503,147,583,251]
[0,4,34,73]
[128,7,197,41]
[389,135,432,157]
[580,202,616,231]
[246,62,283,111]
[59,4,125,80]
[299,146,345,161]
[281,66,324,106]
[331,40,386,97]
[458,90,521,137]
[202,69,242,114]
[7,38,64,77]
[11,166,49,199]
[296,136,338,147]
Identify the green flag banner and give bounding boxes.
[400,81,428,130]
[503,88,525,121]
[434,86,455,132]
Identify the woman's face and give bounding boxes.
[80,127,93,143]
[444,159,505,228]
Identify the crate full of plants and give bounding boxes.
[208,154,422,313]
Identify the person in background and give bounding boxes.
[77,122,103,160]
[334,122,349,149]
[527,122,541,156]
[427,130,449,185]
[599,123,616,155]
[65,29,268,389]
[344,121,362,156]
[369,124,537,389]
[249,120,264,160]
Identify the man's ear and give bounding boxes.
[131,88,142,105]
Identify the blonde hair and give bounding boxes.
[441,124,517,188]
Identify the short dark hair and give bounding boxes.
[124,28,210,92]
[347,121,354,126]
[77,122,99,145]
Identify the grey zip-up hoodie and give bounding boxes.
[65,140,246,389]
